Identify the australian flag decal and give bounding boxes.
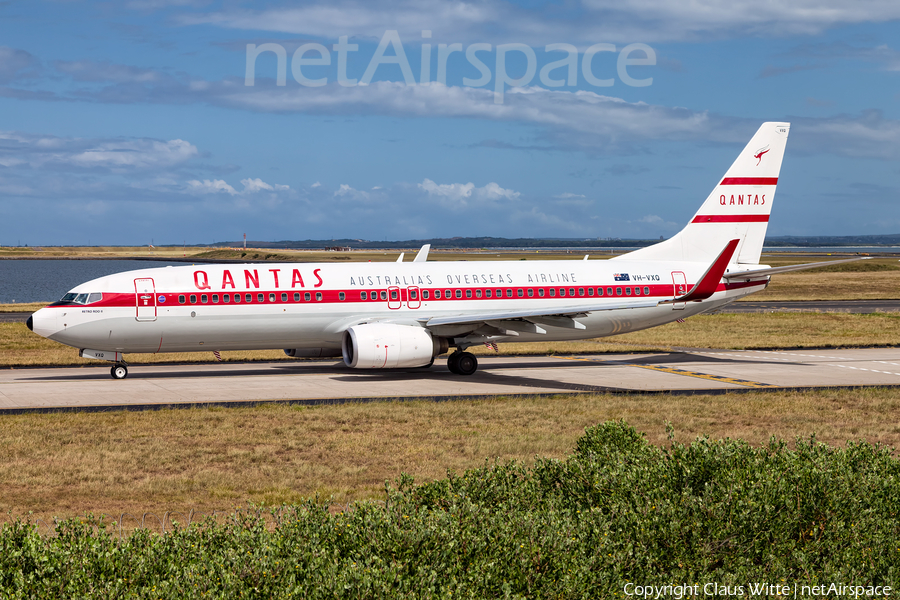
[614,273,630,281]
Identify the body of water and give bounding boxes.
[0,260,187,304]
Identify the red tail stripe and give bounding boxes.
[720,177,778,185]
[691,215,770,224]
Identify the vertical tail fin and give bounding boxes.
[616,122,790,265]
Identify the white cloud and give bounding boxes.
[0,132,200,171]
[180,0,900,44]
[187,179,237,195]
[241,177,290,192]
[554,192,586,199]
[188,177,291,196]
[418,178,520,209]
[334,183,371,201]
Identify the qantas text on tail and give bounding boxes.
[27,122,863,379]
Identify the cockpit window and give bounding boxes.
[57,292,102,305]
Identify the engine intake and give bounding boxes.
[342,323,447,369]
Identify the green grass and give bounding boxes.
[2,421,898,597]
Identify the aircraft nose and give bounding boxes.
[26,315,33,331]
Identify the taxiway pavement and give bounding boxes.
[3,347,900,412]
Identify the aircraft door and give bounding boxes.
[387,286,401,310]
[407,286,421,309]
[135,278,157,321]
[671,271,687,310]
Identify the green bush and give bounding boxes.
[1,421,898,598]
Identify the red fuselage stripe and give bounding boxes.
[691,215,770,223]
[720,177,778,185]
[44,280,767,310]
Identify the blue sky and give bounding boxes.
[0,0,898,245]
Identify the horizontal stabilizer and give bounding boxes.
[724,256,871,280]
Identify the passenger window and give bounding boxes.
[587,288,594,296]
[294,293,300,301]
[486,289,492,298]
[644,287,650,295]
[626,287,631,296]
[212,294,219,303]
[578,288,584,297]
[422,290,429,299]
[549,288,556,297]
[616,287,622,296]
[201,294,208,303]
[505,289,512,298]
[339,292,345,301]
[190,294,197,304]
[466,289,472,298]
[233,294,241,304]
[361,291,368,300]
[559,288,566,297]
[305,292,311,301]
[527,289,534,297]
[224,294,230,303]
[245,294,252,303]
[282,293,288,302]
[597,288,603,297]
[316,292,322,301]
[515,289,522,298]
[391,289,398,300]
[476,289,482,298]
[569,288,575,296]
[607,288,614,296]
[435,290,442,299]
[380,291,387,300]
[538,288,544,297]
[178,295,185,304]
[455,289,462,299]
[410,290,418,300]
[634,287,640,296]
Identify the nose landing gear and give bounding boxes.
[110,364,128,380]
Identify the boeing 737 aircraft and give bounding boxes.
[27,122,862,379]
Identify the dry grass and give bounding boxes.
[2,388,900,522]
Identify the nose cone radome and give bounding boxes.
[26,315,33,331]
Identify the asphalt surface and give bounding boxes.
[3,348,900,412]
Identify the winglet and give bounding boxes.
[413,244,431,263]
[662,239,740,304]
[396,253,405,263]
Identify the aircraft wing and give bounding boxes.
[723,256,871,280]
[421,298,661,330]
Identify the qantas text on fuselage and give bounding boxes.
[27,122,866,379]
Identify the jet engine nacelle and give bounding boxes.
[284,348,342,358]
[342,323,447,369]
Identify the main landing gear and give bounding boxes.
[447,351,478,376]
[110,363,128,380]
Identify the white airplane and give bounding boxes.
[27,122,863,379]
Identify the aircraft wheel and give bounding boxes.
[447,352,461,374]
[110,365,128,380]
[455,352,478,376]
